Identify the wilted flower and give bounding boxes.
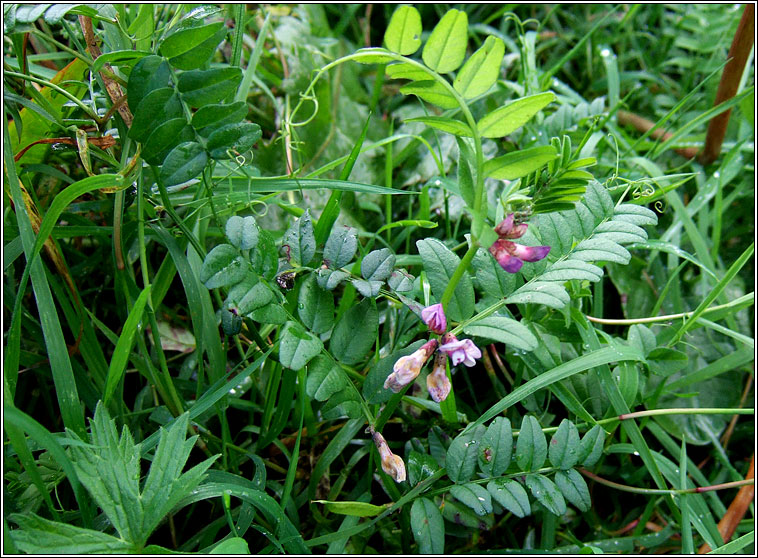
[438,333,481,367]
[427,351,451,403]
[384,339,438,392]
[489,214,550,273]
[421,303,447,335]
[372,431,406,482]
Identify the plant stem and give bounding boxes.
[440,241,480,310]
[580,468,754,495]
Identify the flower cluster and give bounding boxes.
[489,213,550,273]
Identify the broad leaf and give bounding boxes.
[225,215,259,251]
[422,9,469,73]
[487,479,531,518]
[554,469,591,512]
[361,248,395,281]
[417,238,475,322]
[407,451,441,486]
[298,274,334,334]
[548,419,581,469]
[363,340,425,404]
[400,81,458,109]
[352,278,383,298]
[410,498,445,554]
[142,118,193,165]
[578,425,606,468]
[200,244,248,289]
[306,354,346,401]
[450,483,493,516]
[478,416,512,477]
[384,5,422,55]
[178,67,243,107]
[168,25,227,71]
[515,415,547,471]
[160,141,208,186]
[477,92,556,138]
[323,226,358,269]
[446,424,485,483]
[463,316,538,352]
[192,101,249,136]
[406,116,473,137]
[160,21,225,59]
[9,514,135,554]
[279,321,323,370]
[525,473,566,516]
[127,55,171,113]
[453,36,505,99]
[282,209,316,266]
[385,62,430,82]
[129,88,183,142]
[330,298,378,365]
[314,500,387,517]
[207,122,262,159]
[483,146,558,180]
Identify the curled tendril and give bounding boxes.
[248,199,269,218]
[287,91,320,128]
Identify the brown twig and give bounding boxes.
[617,110,699,160]
[700,4,755,166]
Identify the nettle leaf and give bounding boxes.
[330,298,378,365]
[192,101,248,136]
[417,238,475,322]
[200,244,248,289]
[446,424,485,483]
[160,141,208,186]
[207,122,262,159]
[450,483,493,516]
[453,35,505,99]
[298,274,334,334]
[361,248,396,281]
[9,513,135,554]
[225,215,259,251]
[178,67,242,107]
[305,354,346,401]
[142,118,193,165]
[384,5,422,55]
[363,340,425,404]
[385,62,430,82]
[352,278,383,298]
[554,469,591,512]
[160,21,225,59]
[129,88,183,142]
[400,81,458,110]
[487,479,531,518]
[477,92,556,138]
[515,415,547,472]
[478,417,512,477]
[483,145,558,180]
[324,226,358,269]
[127,55,171,113]
[406,116,473,137]
[548,419,580,470]
[525,473,566,516]
[578,425,606,468]
[282,209,316,266]
[408,451,441,486]
[167,25,227,71]
[388,269,414,292]
[410,498,445,555]
[422,9,468,74]
[463,316,538,352]
[279,321,323,370]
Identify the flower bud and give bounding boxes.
[421,303,447,335]
[427,351,451,403]
[372,431,406,482]
[384,339,438,392]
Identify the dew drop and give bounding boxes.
[600,48,611,57]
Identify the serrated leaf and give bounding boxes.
[554,469,591,512]
[463,316,538,352]
[323,226,358,269]
[225,215,259,251]
[384,5,422,55]
[417,238,475,322]
[192,101,248,136]
[450,483,492,516]
[279,321,323,370]
[160,141,208,186]
[406,116,473,137]
[207,122,262,159]
[200,244,248,289]
[9,513,135,554]
[578,425,606,468]
[363,340,425,404]
[484,145,558,180]
[525,473,566,516]
[515,415,547,471]
[400,81,459,109]
[453,36,505,99]
[129,88,183,142]
[329,298,378,365]
[385,62,430,81]
[361,248,395,281]
[548,419,580,469]
[478,417,513,477]
[298,274,334,334]
[282,209,316,266]
[127,55,171,113]
[422,9,468,74]
[446,425,486,483]
[305,354,345,401]
[178,67,242,108]
[352,278,383,298]
[477,92,556,138]
[408,452,441,486]
[142,118,193,165]
[487,478,530,518]
[168,25,227,71]
[160,21,225,59]
[411,498,445,554]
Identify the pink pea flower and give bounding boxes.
[489,214,550,273]
[372,431,406,482]
[421,303,447,335]
[438,333,481,367]
[384,339,438,393]
[427,351,451,403]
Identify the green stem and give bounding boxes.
[440,241,479,310]
[580,469,754,495]
[5,70,100,122]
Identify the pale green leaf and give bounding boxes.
[477,92,556,138]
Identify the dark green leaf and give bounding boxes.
[384,5,422,55]
[578,425,606,468]
[207,122,262,159]
[330,298,378,365]
[478,417,512,477]
[554,469,591,512]
[306,355,345,401]
[525,473,566,516]
[515,415,547,471]
[316,268,351,291]
[361,248,395,281]
[129,88,183,142]
[142,118,193,165]
[463,316,538,352]
[456,137,476,207]
[200,244,248,289]
[446,424,485,483]
[127,55,171,114]
[487,479,531,518]
[441,498,493,530]
[160,21,225,59]
[9,514,135,554]
[477,92,556,138]
[450,483,492,516]
[178,67,243,108]
[407,451,441,486]
[225,215,259,251]
[422,9,468,73]
[416,238,475,322]
[388,269,414,292]
[249,302,287,325]
[282,209,316,266]
[298,274,334,334]
[168,25,227,71]
[160,141,208,186]
[548,419,581,470]
[210,537,250,554]
[251,229,278,280]
[410,498,444,554]
[192,101,248,136]
[279,321,323,370]
[647,347,689,376]
[352,279,382,298]
[323,226,358,269]
[428,426,452,467]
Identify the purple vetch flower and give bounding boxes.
[489,214,550,273]
[372,431,406,482]
[384,339,438,393]
[421,303,447,335]
[438,333,481,367]
[427,351,451,403]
